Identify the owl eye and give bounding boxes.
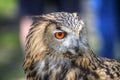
[55,32,66,39]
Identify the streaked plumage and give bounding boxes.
[23,12,120,80]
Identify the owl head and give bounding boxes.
[25,12,89,58]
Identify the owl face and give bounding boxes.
[26,12,86,57]
[44,23,80,54]
[24,12,88,79]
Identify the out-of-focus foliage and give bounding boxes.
[0,0,18,18]
[0,0,24,80]
[0,32,24,80]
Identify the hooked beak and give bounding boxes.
[68,39,79,54]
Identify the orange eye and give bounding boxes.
[55,32,66,39]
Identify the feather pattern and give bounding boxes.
[23,12,120,80]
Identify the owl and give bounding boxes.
[23,12,120,80]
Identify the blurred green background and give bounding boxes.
[0,0,24,80]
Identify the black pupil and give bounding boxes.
[58,32,62,36]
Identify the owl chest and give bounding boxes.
[36,60,72,80]
[35,60,94,80]
[27,60,120,80]
[27,57,120,80]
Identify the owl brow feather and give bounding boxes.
[30,15,57,25]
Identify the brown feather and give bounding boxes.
[23,12,120,80]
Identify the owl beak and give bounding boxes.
[73,40,79,52]
[74,45,79,52]
[67,39,79,54]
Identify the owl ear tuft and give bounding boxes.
[30,16,43,22]
[29,16,46,26]
[72,12,78,18]
[30,15,55,22]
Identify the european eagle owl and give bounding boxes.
[23,12,120,80]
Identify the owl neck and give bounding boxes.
[39,45,102,70]
[74,45,102,70]
[24,48,102,80]
[37,48,102,71]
